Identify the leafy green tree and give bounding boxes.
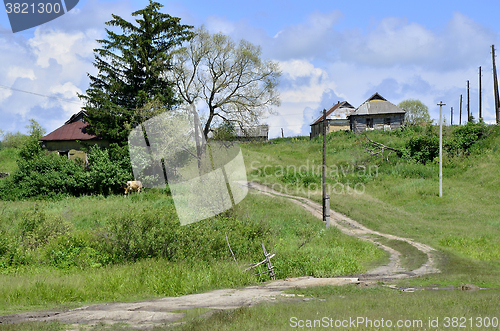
[398,99,431,126]
[79,1,194,145]
[1,132,28,149]
[212,121,236,141]
[18,119,46,160]
[171,27,281,139]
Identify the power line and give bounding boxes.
[0,84,83,105]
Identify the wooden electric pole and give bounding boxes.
[451,107,453,126]
[459,94,462,125]
[322,109,327,223]
[479,66,482,120]
[467,80,470,122]
[438,101,445,197]
[492,45,500,124]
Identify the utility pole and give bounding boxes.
[492,45,500,124]
[459,94,462,125]
[467,80,470,122]
[479,66,482,120]
[451,107,453,126]
[322,109,327,224]
[438,101,445,198]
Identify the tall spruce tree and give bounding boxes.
[79,1,193,144]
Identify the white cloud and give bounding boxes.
[337,12,497,71]
[7,67,36,80]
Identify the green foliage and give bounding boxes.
[1,153,87,199]
[402,135,439,164]
[25,119,46,140]
[398,99,431,125]
[80,1,194,144]
[0,204,272,271]
[0,131,28,149]
[212,121,236,141]
[446,121,490,156]
[86,144,132,195]
[0,143,133,200]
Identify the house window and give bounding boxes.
[366,118,373,129]
[384,118,391,125]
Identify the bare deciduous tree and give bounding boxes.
[171,27,281,139]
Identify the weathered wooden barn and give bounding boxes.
[348,93,405,133]
[233,124,269,141]
[310,101,355,138]
[39,111,109,162]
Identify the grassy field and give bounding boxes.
[241,126,500,288]
[0,184,382,316]
[2,123,500,330]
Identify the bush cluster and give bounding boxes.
[393,122,490,164]
[0,205,271,270]
[0,140,133,200]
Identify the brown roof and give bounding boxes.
[40,111,100,141]
[311,101,355,125]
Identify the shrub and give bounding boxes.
[1,153,88,199]
[402,135,439,164]
[86,144,132,195]
[213,121,236,141]
[446,121,490,156]
[19,207,73,250]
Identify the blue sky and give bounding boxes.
[1,0,500,138]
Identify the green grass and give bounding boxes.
[241,126,500,287]
[0,188,383,315]
[3,126,500,330]
[0,259,256,315]
[165,284,500,331]
[0,148,18,174]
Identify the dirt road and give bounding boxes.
[0,182,439,330]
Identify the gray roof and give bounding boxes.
[348,93,405,117]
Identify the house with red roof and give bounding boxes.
[40,111,109,162]
[310,101,355,138]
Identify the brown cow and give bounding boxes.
[124,180,143,195]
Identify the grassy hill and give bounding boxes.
[1,124,500,329]
[242,124,500,288]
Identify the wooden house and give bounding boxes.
[39,111,109,162]
[310,101,355,138]
[348,93,405,133]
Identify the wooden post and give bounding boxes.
[322,109,327,222]
[261,243,275,280]
[467,80,470,122]
[459,94,462,125]
[492,45,500,124]
[281,128,284,138]
[479,66,482,120]
[225,232,238,267]
[325,194,330,229]
[451,107,453,126]
[438,101,445,197]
